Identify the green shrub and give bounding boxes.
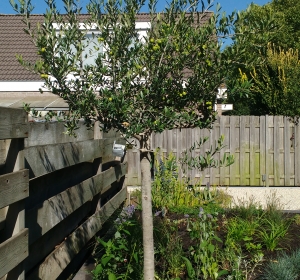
[261,249,300,280]
[92,206,143,280]
[152,150,232,214]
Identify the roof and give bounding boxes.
[0,12,212,82]
[0,14,43,81]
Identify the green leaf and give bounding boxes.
[208,243,215,253]
[101,255,113,266]
[108,272,117,280]
[93,264,103,275]
[115,231,121,239]
[182,256,195,278]
[218,269,229,277]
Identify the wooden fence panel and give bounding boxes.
[24,137,123,178]
[126,115,297,186]
[27,163,127,244]
[27,187,127,280]
[24,120,94,147]
[1,108,128,279]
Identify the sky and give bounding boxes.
[1,0,271,15]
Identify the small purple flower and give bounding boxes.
[198,207,204,218]
[184,214,190,218]
[207,214,213,219]
[122,204,136,218]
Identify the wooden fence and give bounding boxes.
[127,115,299,187]
[0,107,127,279]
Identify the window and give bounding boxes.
[82,32,103,66]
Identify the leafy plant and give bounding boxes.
[258,218,290,252]
[93,209,143,279]
[186,208,227,280]
[152,151,232,215]
[225,217,260,249]
[180,135,235,174]
[293,214,300,226]
[264,191,286,224]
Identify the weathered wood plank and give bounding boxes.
[0,124,29,140]
[0,170,29,209]
[274,116,280,186]
[24,138,123,178]
[27,163,127,244]
[259,116,266,186]
[265,116,272,187]
[26,161,96,209]
[25,202,92,273]
[0,208,5,231]
[25,120,94,147]
[0,108,27,127]
[229,116,238,185]
[295,119,300,186]
[0,228,28,278]
[27,187,127,280]
[284,117,291,186]
[219,116,226,185]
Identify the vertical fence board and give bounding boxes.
[265,116,271,187]
[284,117,291,186]
[274,116,280,186]
[295,121,300,186]
[249,116,255,186]
[229,116,236,185]
[260,116,266,186]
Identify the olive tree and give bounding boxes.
[12,0,236,278]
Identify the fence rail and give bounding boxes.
[0,107,127,279]
[127,115,299,187]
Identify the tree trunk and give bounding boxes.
[140,149,155,280]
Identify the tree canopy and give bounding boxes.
[11,0,239,278]
[224,0,300,117]
[15,0,236,139]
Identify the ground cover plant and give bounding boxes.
[92,153,300,280]
[92,195,300,279]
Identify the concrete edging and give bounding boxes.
[127,186,300,211]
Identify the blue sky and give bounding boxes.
[1,0,271,15]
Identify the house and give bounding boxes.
[0,14,66,111]
[0,13,217,112]
[0,14,152,111]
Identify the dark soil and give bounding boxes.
[153,211,300,279]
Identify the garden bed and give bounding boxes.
[92,200,300,280]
